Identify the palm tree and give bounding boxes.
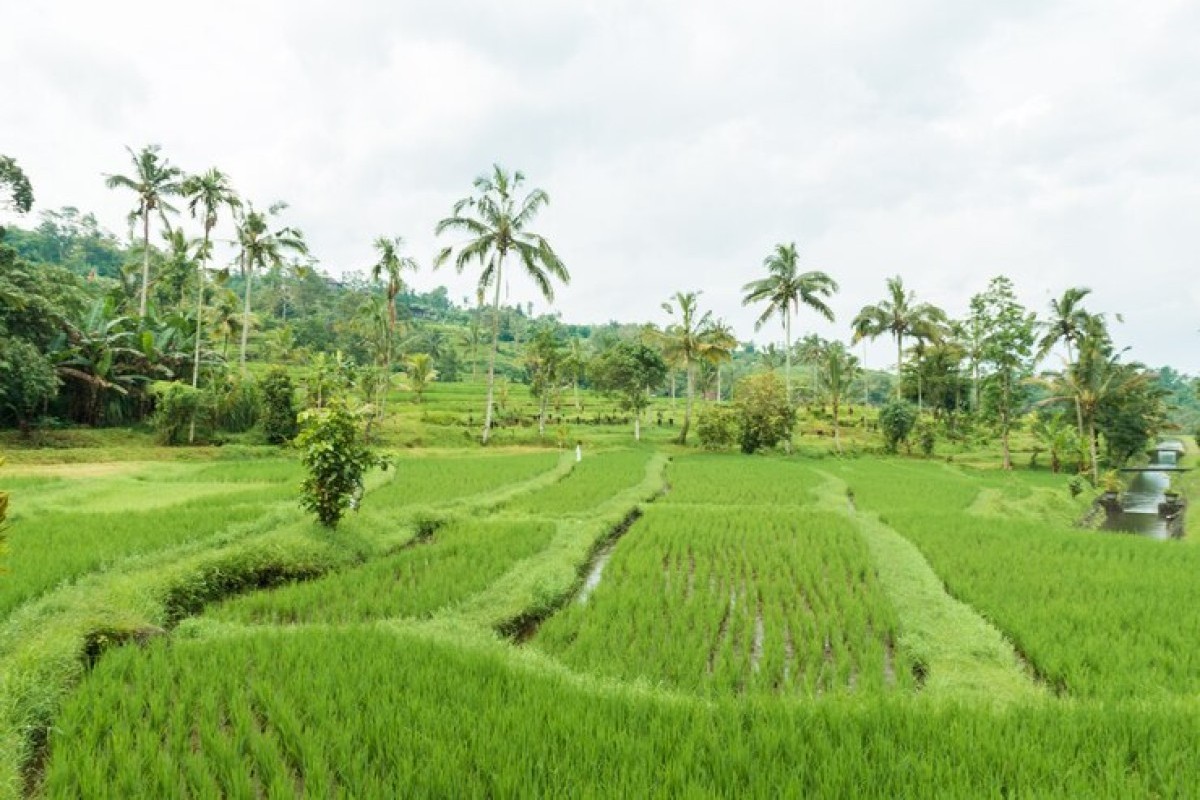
[796,334,829,404]
[660,291,725,444]
[1037,287,1093,444]
[182,168,240,443]
[434,164,569,445]
[369,236,419,419]
[104,145,184,317]
[851,276,947,399]
[406,353,437,403]
[234,203,307,370]
[820,341,861,453]
[741,243,838,403]
[705,319,738,402]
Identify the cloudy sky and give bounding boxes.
[3,0,1198,372]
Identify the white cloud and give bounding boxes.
[1,0,1196,371]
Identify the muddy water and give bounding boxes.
[1104,443,1182,539]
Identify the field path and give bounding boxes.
[813,470,1043,705]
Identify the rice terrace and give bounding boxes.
[3,2,1200,797]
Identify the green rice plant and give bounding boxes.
[661,454,819,506]
[835,458,1200,699]
[41,627,1200,798]
[503,450,653,516]
[209,519,556,624]
[536,505,911,696]
[367,452,558,508]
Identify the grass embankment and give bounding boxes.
[0,450,568,798]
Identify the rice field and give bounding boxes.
[6,441,1200,797]
[834,458,1200,699]
[42,628,1200,798]
[502,449,653,515]
[209,518,556,624]
[537,505,911,695]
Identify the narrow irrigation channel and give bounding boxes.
[1104,439,1189,539]
[505,507,645,644]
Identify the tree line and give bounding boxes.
[0,149,1188,477]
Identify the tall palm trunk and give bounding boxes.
[139,211,151,316]
[895,333,904,399]
[678,362,696,444]
[832,396,842,454]
[481,255,505,445]
[187,225,211,444]
[716,366,722,404]
[239,253,253,371]
[784,308,792,403]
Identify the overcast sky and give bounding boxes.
[3,0,1198,372]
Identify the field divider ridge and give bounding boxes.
[813,469,1044,706]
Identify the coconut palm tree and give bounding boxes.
[406,353,437,404]
[234,203,307,370]
[369,236,419,418]
[660,291,729,445]
[1037,286,1093,444]
[741,243,838,402]
[182,168,240,443]
[434,164,569,445]
[705,319,738,402]
[820,341,861,454]
[104,145,184,317]
[851,276,947,398]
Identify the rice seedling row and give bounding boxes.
[503,450,653,516]
[42,628,1200,798]
[660,455,819,507]
[536,505,911,696]
[208,519,557,624]
[367,452,557,508]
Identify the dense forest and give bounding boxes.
[1,148,1195,473]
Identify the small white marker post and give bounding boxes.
[575,442,583,462]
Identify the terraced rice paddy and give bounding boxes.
[4,445,1200,797]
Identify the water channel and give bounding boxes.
[1104,440,1186,539]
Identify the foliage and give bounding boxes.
[696,404,738,450]
[972,276,1037,469]
[260,368,299,444]
[0,155,34,215]
[406,353,437,403]
[296,401,386,528]
[733,372,795,454]
[150,382,212,445]
[0,338,58,431]
[590,340,667,440]
[212,373,260,433]
[879,400,917,453]
[852,275,946,398]
[916,420,937,457]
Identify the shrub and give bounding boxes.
[297,401,388,528]
[150,382,212,445]
[261,368,299,445]
[214,375,261,434]
[916,421,937,457]
[879,401,917,454]
[0,339,58,433]
[734,373,796,454]
[696,405,737,450]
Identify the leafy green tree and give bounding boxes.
[879,400,917,454]
[0,339,58,433]
[852,276,947,399]
[150,381,211,445]
[406,353,437,404]
[734,372,796,454]
[1032,412,1079,474]
[297,400,387,528]
[235,203,307,369]
[435,165,569,445]
[0,155,34,215]
[524,326,563,438]
[590,340,668,441]
[972,276,1037,470]
[104,145,184,317]
[819,341,860,454]
[261,367,299,444]
[741,243,837,402]
[696,403,737,450]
